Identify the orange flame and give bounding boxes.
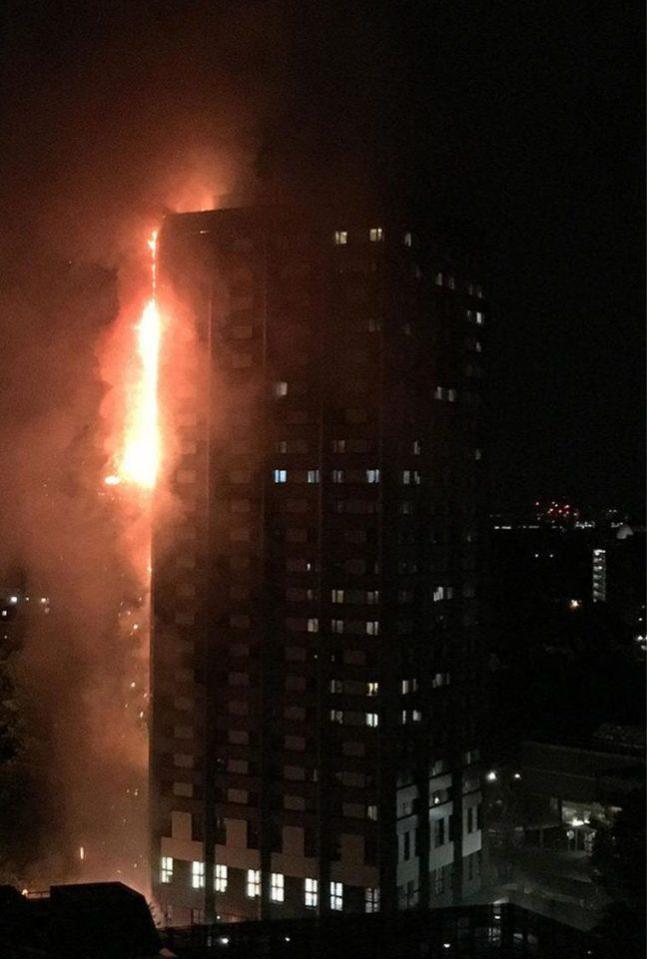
[107,231,161,490]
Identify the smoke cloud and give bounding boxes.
[0,0,290,891]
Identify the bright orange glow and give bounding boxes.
[106,231,161,490]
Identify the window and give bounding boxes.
[367,681,379,697]
[246,869,261,898]
[273,469,287,483]
[367,805,378,821]
[366,620,380,635]
[448,388,457,402]
[476,311,484,325]
[270,872,285,903]
[160,856,173,884]
[366,469,380,483]
[331,619,344,634]
[215,864,228,893]
[332,439,346,453]
[474,449,482,461]
[448,275,455,289]
[330,709,344,724]
[367,317,382,332]
[366,712,379,727]
[307,469,320,483]
[191,861,205,889]
[434,386,445,400]
[366,590,380,604]
[305,877,318,908]
[434,818,446,848]
[330,679,343,694]
[331,589,344,604]
[435,271,443,286]
[369,227,383,242]
[365,887,380,912]
[273,381,288,397]
[403,232,412,247]
[332,469,344,483]
[334,230,348,245]
[307,617,319,633]
[330,881,343,911]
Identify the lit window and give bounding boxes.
[191,861,205,889]
[474,449,482,461]
[160,856,173,884]
[366,805,378,821]
[330,709,344,724]
[366,712,379,727]
[332,469,344,483]
[365,887,380,912]
[476,285,483,299]
[434,386,445,400]
[246,868,261,898]
[369,227,383,242]
[403,232,412,247]
[330,678,343,693]
[366,469,380,483]
[448,275,455,289]
[271,872,285,902]
[273,381,288,397]
[273,469,287,483]
[307,617,319,633]
[402,470,411,485]
[331,589,344,604]
[412,440,421,455]
[475,311,484,325]
[305,877,318,908]
[307,469,320,483]
[367,681,379,697]
[334,230,348,245]
[435,271,443,286]
[401,679,410,694]
[331,619,344,633]
[215,864,228,893]
[330,881,343,911]
[366,620,379,635]
[448,389,457,402]
[412,709,422,722]
[366,590,380,604]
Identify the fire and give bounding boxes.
[107,230,161,490]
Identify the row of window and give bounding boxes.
[161,859,380,912]
[272,469,381,484]
[301,618,381,634]
[330,710,379,727]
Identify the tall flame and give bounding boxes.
[108,231,161,490]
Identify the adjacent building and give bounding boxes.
[150,205,487,924]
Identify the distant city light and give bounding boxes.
[569,599,581,610]
[486,771,497,782]
[513,773,521,780]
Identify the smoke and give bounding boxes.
[0,0,290,888]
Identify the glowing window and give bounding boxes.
[305,877,318,908]
[330,881,343,911]
[307,617,319,633]
[160,856,173,884]
[366,469,380,483]
[273,381,288,397]
[330,709,344,724]
[334,230,348,245]
[366,712,379,728]
[191,861,205,889]
[366,805,378,821]
[246,869,261,898]
[307,469,320,483]
[369,227,383,242]
[403,232,412,247]
[270,872,284,902]
[331,619,344,634]
[366,620,379,635]
[331,589,344,604]
[215,864,228,893]
[332,469,344,483]
[367,681,379,697]
[273,469,287,483]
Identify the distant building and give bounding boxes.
[150,206,488,923]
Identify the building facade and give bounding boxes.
[150,205,487,924]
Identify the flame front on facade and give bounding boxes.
[106,230,162,491]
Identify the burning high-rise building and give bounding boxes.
[150,203,487,924]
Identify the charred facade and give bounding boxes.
[150,205,487,924]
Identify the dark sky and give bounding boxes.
[1,0,643,516]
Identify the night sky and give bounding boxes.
[1,0,643,516]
